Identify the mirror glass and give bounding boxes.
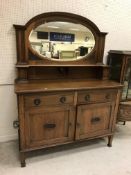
[29,21,95,61]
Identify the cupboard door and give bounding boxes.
[76,103,114,140]
[25,106,75,148]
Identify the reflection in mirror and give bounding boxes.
[29,21,95,61]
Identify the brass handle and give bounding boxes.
[91,117,100,123]
[69,122,72,127]
[44,123,56,129]
[105,94,110,100]
[34,99,41,106]
[76,122,80,127]
[85,94,90,101]
[60,96,66,103]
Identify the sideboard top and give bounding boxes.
[15,79,123,94]
[109,50,131,55]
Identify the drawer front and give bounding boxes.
[118,105,131,121]
[77,90,116,104]
[25,92,74,108]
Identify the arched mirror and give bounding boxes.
[14,12,107,65]
[29,21,95,61]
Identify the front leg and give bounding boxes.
[107,135,113,147]
[20,152,26,167]
[123,121,126,125]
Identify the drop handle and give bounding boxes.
[60,96,66,103]
[69,122,72,126]
[76,122,80,127]
[105,94,110,100]
[85,94,90,101]
[44,123,56,129]
[91,117,101,123]
[34,99,41,106]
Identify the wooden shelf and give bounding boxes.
[16,63,110,68]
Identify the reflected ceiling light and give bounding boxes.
[47,26,59,28]
[70,28,79,31]
[57,22,69,24]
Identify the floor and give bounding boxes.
[0,123,131,175]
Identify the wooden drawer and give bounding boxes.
[25,92,74,108]
[77,90,116,104]
[118,102,131,121]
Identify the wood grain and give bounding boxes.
[14,13,123,167]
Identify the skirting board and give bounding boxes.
[0,134,18,142]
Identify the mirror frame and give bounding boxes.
[14,12,107,66]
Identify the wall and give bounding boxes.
[0,0,131,142]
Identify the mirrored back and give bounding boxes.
[29,21,95,61]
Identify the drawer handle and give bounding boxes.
[76,122,80,127]
[105,94,110,100]
[60,96,66,103]
[44,123,56,129]
[85,94,90,101]
[91,117,101,123]
[34,99,41,106]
